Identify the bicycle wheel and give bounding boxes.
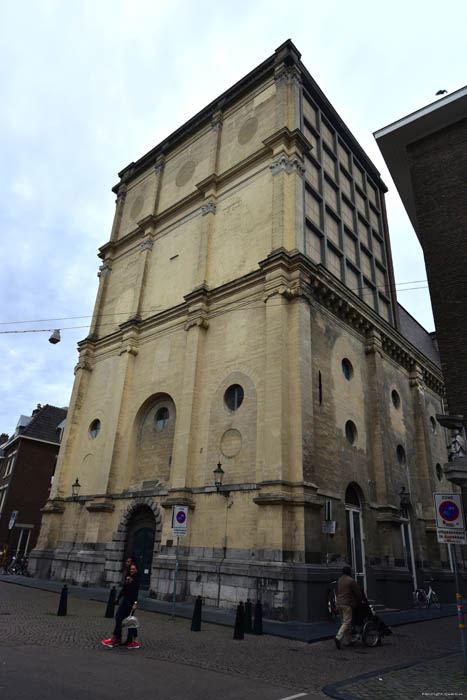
[430,592,441,609]
[362,620,380,647]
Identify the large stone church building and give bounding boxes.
[30,41,452,620]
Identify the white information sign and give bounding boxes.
[322,521,336,535]
[172,506,188,538]
[433,493,467,544]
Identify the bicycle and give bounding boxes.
[6,555,29,576]
[413,579,441,609]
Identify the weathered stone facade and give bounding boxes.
[30,41,453,620]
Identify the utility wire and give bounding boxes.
[0,279,429,329]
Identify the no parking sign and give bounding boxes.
[172,506,188,537]
[433,493,467,544]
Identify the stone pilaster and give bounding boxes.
[88,259,113,338]
[364,328,390,504]
[100,325,139,496]
[130,235,155,321]
[261,283,290,483]
[109,184,127,242]
[49,342,94,501]
[169,290,209,490]
[152,156,165,216]
[409,362,436,515]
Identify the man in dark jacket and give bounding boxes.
[334,565,362,649]
[102,563,140,648]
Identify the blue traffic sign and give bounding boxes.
[439,500,459,522]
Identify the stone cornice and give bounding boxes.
[259,249,444,392]
[83,246,444,394]
[263,127,312,157]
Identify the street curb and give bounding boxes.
[0,574,458,643]
[321,650,460,699]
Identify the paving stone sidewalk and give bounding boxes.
[1,574,465,700]
[323,651,467,699]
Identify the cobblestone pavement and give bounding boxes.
[0,582,465,699]
[323,652,467,699]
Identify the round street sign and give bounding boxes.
[176,510,186,524]
[439,500,460,522]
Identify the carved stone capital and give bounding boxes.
[140,237,154,251]
[74,359,92,374]
[119,342,138,357]
[184,315,209,332]
[211,114,223,131]
[409,362,424,389]
[97,263,112,278]
[201,201,217,216]
[270,154,305,177]
[154,158,165,174]
[274,65,302,86]
[116,186,127,203]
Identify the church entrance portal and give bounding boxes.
[125,506,156,589]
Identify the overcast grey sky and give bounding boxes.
[1,0,465,434]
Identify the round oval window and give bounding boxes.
[155,407,169,431]
[224,384,244,411]
[391,389,401,409]
[89,419,101,439]
[342,358,353,380]
[345,420,357,444]
[396,444,406,465]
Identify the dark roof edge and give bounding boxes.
[112,39,385,194]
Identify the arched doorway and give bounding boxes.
[125,506,156,589]
[345,483,367,591]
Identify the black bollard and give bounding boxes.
[105,586,117,618]
[191,595,202,631]
[253,600,263,635]
[57,584,68,616]
[244,599,252,633]
[233,601,244,640]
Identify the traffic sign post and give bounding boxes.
[171,506,189,618]
[433,493,467,544]
[433,493,467,675]
[172,506,188,538]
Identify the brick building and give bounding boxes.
[375,86,467,426]
[30,41,453,619]
[0,405,67,559]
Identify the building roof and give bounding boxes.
[114,39,387,194]
[20,405,67,443]
[374,86,467,233]
[2,405,68,450]
[397,304,441,368]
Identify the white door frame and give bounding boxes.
[401,518,417,590]
[346,504,367,592]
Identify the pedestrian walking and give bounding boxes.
[334,565,362,650]
[101,562,140,648]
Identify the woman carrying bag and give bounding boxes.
[102,562,140,648]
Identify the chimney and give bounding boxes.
[0,433,9,444]
[32,404,42,417]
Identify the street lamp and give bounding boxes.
[399,486,411,518]
[71,478,81,501]
[213,463,229,497]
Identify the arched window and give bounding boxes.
[345,484,361,507]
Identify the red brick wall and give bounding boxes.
[0,438,58,552]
